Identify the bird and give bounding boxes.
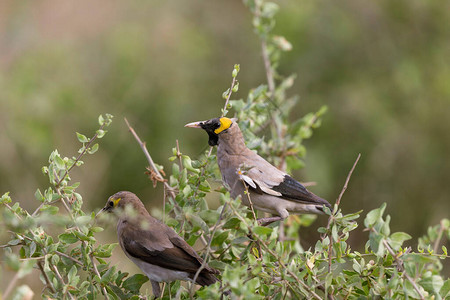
[98,191,220,298]
[185,117,332,225]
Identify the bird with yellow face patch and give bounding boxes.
[185,117,331,225]
[98,191,220,298]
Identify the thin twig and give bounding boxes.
[336,153,361,207]
[90,253,109,298]
[242,181,257,221]
[50,262,75,300]
[38,260,56,294]
[176,140,183,170]
[326,153,361,275]
[433,220,445,253]
[189,203,228,299]
[261,40,275,96]
[124,118,177,199]
[382,239,425,300]
[3,272,20,299]
[222,76,237,117]
[55,250,83,266]
[124,118,165,184]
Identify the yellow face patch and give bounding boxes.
[112,197,121,207]
[214,117,233,134]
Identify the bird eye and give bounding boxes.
[108,201,114,207]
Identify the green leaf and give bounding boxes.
[68,265,78,283]
[122,274,149,293]
[0,192,12,204]
[54,155,66,170]
[76,132,89,143]
[34,189,44,202]
[101,266,117,284]
[440,279,450,298]
[8,239,23,246]
[88,143,99,154]
[419,275,444,294]
[40,205,59,215]
[29,241,37,256]
[212,231,229,246]
[253,226,273,236]
[59,232,79,244]
[389,232,411,251]
[364,203,386,228]
[98,114,105,126]
[96,129,106,139]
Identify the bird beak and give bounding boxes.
[95,207,107,218]
[184,121,204,129]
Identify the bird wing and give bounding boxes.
[121,222,202,273]
[240,155,330,207]
[169,234,219,274]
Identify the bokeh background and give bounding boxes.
[1,0,449,292]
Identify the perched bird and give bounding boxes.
[185,117,331,225]
[99,191,219,298]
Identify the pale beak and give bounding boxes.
[184,121,204,129]
[95,207,106,218]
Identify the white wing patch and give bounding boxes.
[237,168,283,197]
[258,183,282,196]
[238,173,257,189]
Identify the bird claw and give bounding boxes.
[257,216,283,226]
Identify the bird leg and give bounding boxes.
[257,216,283,226]
[151,280,161,298]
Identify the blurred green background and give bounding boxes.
[1,0,449,271]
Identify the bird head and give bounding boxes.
[185,117,235,146]
[98,191,147,218]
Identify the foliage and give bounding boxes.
[1,1,449,299]
[1,114,150,299]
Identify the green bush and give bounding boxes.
[1,1,448,299]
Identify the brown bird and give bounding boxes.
[185,117,331,225]
[99,191,219,298]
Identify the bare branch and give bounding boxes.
[50,262,75,300]
[37,260,56,294]
[336,153,361,207]
[326,153,361,277]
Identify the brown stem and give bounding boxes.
[382,239,424,300]
[433,220,445,253]
[90,253,109,298]
[222,76,237,117]
[3,272,20,299]
[50,262,75,300]
[336,153,361,207]
[124,118,177,200]
[37,260,57,294]
[326,153,361,274]
[261,40,275,96]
